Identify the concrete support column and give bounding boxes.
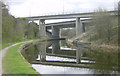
[39,19,46,38]
[76,17,84,36]
[82,23,85,32]
[52,26,61,39]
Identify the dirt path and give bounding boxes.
[0,42,24,75]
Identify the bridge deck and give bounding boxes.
[23,11,117,20]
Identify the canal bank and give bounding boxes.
[1,39,46,75]
[1,42,25,75]
[67,39,118,51]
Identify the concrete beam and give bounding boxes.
[46,24,75,30]
[45,19,92,26]
[23,10,117,20]
[26,13,93,20]
[45,19,91,30]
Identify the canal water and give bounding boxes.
[21,40,118,74]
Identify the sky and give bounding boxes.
[2,0,119,18]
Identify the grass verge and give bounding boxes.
[2,42,17,50]
[2,44,39,74]
[2,39,45,74]
[1,38,45,51]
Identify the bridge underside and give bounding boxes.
[45,20,88,39]
[36,17,93,39]
[40,21,86,39]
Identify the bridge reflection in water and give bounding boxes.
[21,40,118,74]
[33,40,85,64]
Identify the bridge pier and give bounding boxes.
[39,19,46,38]
[76,17,84,36]
[52,26,61,39]
[82,23,85,32]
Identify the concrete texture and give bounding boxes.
[39,19,46,38]
[52,26,61,39]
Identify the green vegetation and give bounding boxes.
[25,22,39,39]
[0,4,1,51]
[1,3,44,74]
[2,3,40,44]
[61,9,118,46]
[69,9,118,46]
[87,9,118,45]
[61,28,76,38]
[2,44,39,74]
[2,38,45,74]
[21,44,39,63]
[1,2,118,74]
[1,38,44,51]
[2,42,16,49]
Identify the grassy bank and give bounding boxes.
[2,39,45,74]
[1,38,45,51]
[68,34,118,51]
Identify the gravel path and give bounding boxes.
[0,42,24,75]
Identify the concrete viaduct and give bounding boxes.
[24,11,117,39]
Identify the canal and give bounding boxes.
[21,40,118,74]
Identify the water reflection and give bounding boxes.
[38,43,46,62]
[21,40,119,74]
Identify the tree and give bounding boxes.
[91,8,118,43]
[2,3,40,44]
[61,28,76,38]
[25,22,39,39]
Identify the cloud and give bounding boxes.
[2,0,119,17]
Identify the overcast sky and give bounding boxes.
[2,0,119,18]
